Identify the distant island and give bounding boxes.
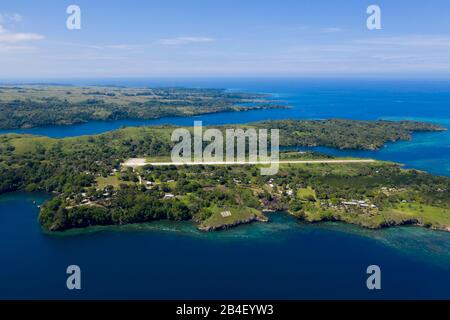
[0,119,448,233]
[0,85,288,129]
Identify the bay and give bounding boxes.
[0,192,449,299]
[1,78,449,299]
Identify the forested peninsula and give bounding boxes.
[0,119,448,232]
[0,85,286,129]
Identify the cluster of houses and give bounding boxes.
[267,178,295,197]
[341,200,377,209]
[380,186,406,195]
[320,199,379,214]
[77,190,113,206]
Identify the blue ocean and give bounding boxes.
[0,78,449,299]
[2,78,449,176]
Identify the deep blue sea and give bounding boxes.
[0,78,449,299]
[1,192,449,300]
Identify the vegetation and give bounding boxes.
[0,85,286,129]
[0,119,448,232]
[198,206,268,231]
[37,160,450,232]
[253,119,445,150]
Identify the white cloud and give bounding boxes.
[0,13,23,24]
[0,32,44,43]
[57,42,141,51]
[0,13,23,23]
[321,27,344,33]
[10,13,23,23]
[0,13,44,44]
[158,36,216,46]
[0,44,33,53]
[105,44,135,49]
[354,35,450,47]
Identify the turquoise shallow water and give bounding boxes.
[1,78,450,176]
[296,123,450,177]
[0,79,449,299]
[0,192,449,299]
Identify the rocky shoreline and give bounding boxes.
[287,210,450,233]
[198,213,269,232]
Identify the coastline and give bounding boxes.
[1,190,449,299]
[1,82,449,236]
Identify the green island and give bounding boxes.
[0,85,287,129]
[0,118,448,233]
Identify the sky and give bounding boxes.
[0,0,450,78]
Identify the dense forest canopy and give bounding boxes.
[0,119,448,232]
[0,119,445,195]
[253,119,446,150]
[39,159,450,232]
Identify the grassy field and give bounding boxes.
[295,201,450,230]
[393,203,450,228]
[296,187,317,200]
[0,85,265,105]
[0,85,278,130]
[199,206,267,231]
[3,134,55,154]
[96,174,135,190]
